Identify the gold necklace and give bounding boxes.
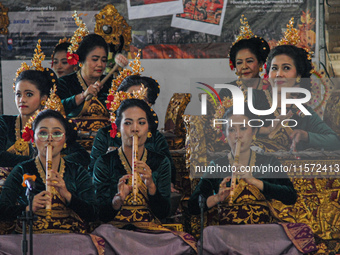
[76,70,89,92]
[35,156,65,194]
[14,115,29,153]
[235,78,248,101]
[76,70,100,93]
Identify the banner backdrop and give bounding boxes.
[127,0,184,20]
[0,0,316,60]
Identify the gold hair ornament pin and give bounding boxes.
[67,11,89,65]
[13,39,45,91]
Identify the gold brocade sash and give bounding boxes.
[15,191,86,234]
[76,70,109,119]
[14,157,87,234]
[6,115,30,156]
[110,147,197,253]
[113,147,153,225]
[77,96,109,118]
[219,179,280,225]
[73,71,109,133]
[7,139,30,156]
[72,97,109,133]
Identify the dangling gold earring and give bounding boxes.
[259,67,263,72]
[147,132,152,138]
[224,137,228,143]
[32,142,36,148]
[116,132,121,138]
[63,143,67,149]
[296,77,301,84]
[41,101,46,106]
[79,63,83,68]
[252,134,256,142]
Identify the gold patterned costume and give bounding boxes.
[0,157,96,234]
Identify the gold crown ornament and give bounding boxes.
[13,39,45,91]
[67,11,89,65]
[106,85,148,138]
[110,49,145,92]
[229,15,267,71]
[277,17,313,60]
[232,15,254,46]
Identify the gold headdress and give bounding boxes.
[67,11,89,65]
[13,39,45,91]
[232,15,254,46]
[277,17,313,60]
[229,15,269,71]
[106,85,148,138]
[22,85,66,142]
[45,85,66,117]
[110,49,145,92]
[277,18,300,47]
[57,37,71,45]
[94,4,132,51]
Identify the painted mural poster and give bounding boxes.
[171,0,227,36]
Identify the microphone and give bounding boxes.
[198,194,206,209]
[22,174,37,191]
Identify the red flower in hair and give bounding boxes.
[110,123,118,139]
[106,94,114,110]
[67,52,79,65]
[106,102,111,110]
[107,94,114,102]
[22,126,34,143]
[229,59,234,71]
